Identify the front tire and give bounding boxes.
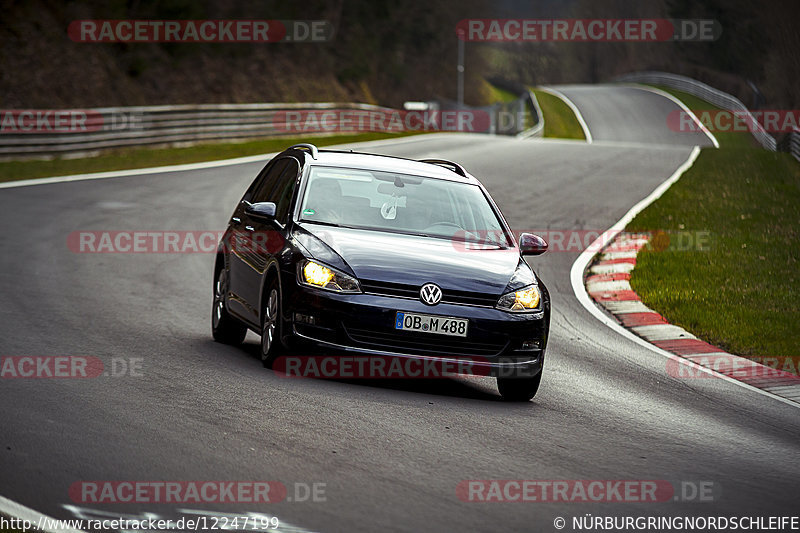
[497,372,542,402]
[260,280,283,368]
[212,268,247,345]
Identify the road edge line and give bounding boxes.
[538,87,593,143]
[618,83,720,148]
[569,145,800,409]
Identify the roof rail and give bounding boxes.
[419,158,467,177]
[286,143,318,159]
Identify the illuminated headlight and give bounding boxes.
[298,260,360,293]
[496,284,541,312]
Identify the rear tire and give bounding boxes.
[212,268,247,345]
[497,372,542,402]
[260,280,283,368]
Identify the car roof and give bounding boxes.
[283,147,481,185]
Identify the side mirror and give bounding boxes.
[519,233,548,256]
[245,201,277,221]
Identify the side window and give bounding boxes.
[273,159,300,223]
[242,161,271,202]
[251,159,289,203]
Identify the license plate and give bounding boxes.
[395,312,468,337]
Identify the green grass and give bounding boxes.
[532,89,586,140]
[627,91,800,361]
[484,83,519,104]
[0,131,428,184]
[650,85,761,150]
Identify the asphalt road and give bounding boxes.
[546,84,714,146]
[1,86,798,533]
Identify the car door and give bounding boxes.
[227,158,288,324]
[239,157,301,323]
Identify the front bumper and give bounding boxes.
[282,281,549,378]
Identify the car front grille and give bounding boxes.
[360,280,498,308]
[344,326,508,358]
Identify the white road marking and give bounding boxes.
[600,300,654,314]
[600,250,639,260]
[569,145,800,409]
[589,262,635,274]
[585,280,632,292]
[619,83,720,148]
[538,86,594,143]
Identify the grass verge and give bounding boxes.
[482,81,519,104]
[0,131,428,184]
[532,89,586,140]
[627,93,799,360]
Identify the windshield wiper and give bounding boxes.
[452,234,510,250]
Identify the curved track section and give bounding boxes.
[547,84,716,146]
[1,88,797,532]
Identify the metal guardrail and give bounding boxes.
[0,103,407,159]
[791,128,800,162]
[517,91,545,139]
[0,92,541,160]
[614,71,778,152]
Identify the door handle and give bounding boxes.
[244,225,255,232]
[231,217,241,225]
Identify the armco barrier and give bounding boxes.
[614,71,778,151]
[0,103,396,159]
[0,95,541,160]
[791,128,800,162]
[517,91,544,139]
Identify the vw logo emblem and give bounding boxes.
[420,283,442,305]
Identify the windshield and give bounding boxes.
[298,166,510,247]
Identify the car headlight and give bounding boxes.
[298,260,360,293]
[496,284,541,312]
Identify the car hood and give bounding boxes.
[299,224,521,294]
